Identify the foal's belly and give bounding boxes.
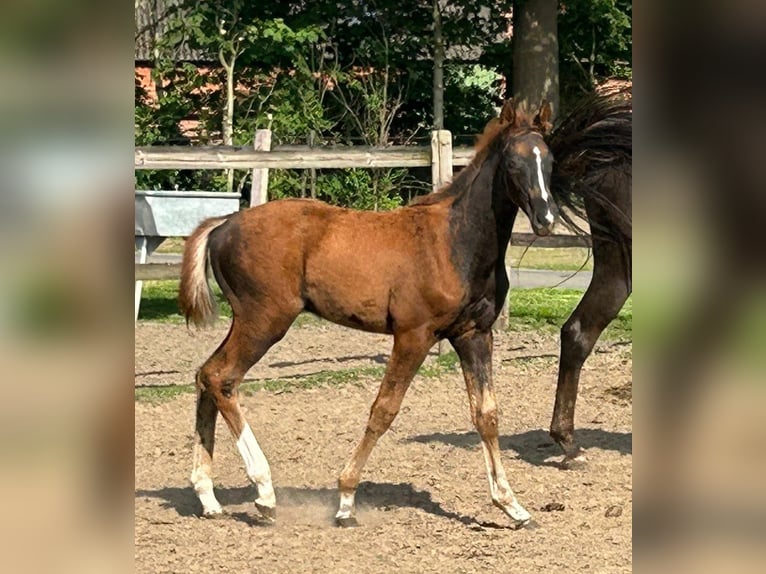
[303,278,393,334]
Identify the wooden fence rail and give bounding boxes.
[135,145,475,170]
[135,133,591,287]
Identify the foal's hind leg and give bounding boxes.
[192,312,298,518]
[335,328,434,527]
[550,240,630,467]
[191,386,223,516]
[451,330,531,528]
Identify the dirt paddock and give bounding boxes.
[135,320,632,573]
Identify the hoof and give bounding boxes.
[518,518,540,530]
[254,502,276,521]
[200,509,225,519]
[559,452,588,470]
[335,516,359,528]
[493,499,532,529]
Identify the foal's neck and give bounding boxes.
[448,153,517,280]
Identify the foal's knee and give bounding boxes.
[368,398,400,434]
[196,366,238,400]
[476,407,498,439]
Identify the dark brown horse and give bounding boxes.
[546,89,632,466]
[179,100,556,528]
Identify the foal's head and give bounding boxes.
[479,100,558,236]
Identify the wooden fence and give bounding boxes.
[134,129,590,282]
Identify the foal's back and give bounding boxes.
[208,198,466,335]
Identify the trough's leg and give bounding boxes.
[335,329,434,526]
[550,240,630,466]
[134,236,148,322]
[452,330,531,528]
[190,387,223,516]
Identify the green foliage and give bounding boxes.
[444,63,502,135]
[135,0,632,199]
[559,0,632,104]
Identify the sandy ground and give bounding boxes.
[135,321,632,573]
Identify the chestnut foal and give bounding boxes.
[179,100,557,528]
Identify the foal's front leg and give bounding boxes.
[335,328,434,527]
[451,330,531,528]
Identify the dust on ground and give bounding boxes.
[136,320,632,573]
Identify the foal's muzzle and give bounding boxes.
[529,199,557,236]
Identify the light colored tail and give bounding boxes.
[179,217,228,327]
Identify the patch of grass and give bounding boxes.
[135,352,468,404]
[135,384,193,404]
[507,246,594,272]
[508,288,632,341]
[154,237,185,253]
[137,280,232,323]
[137,280,327,326]
[241,366,386,396]
[420,350,460,377]
[135,366,387,404]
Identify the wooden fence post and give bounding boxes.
[430,129,453,192]
[250,128,272,207]
[431,129,453,354]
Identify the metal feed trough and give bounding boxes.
[135,190,240,320]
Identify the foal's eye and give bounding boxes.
[510,158,527,172]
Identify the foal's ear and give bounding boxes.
[534,101,553,134]
[499,99,516,124]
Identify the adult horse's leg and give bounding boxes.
[192,311,298,519]
[335,328,434,527]
[451,330,532,528]
[550,239,631,467]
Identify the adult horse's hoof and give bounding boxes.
[255,502,276,521]
[200,509,226,519]
[335,516,359,528]
[559,452,588,470]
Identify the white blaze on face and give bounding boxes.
[237,424,276,508]
[532,146,555,224]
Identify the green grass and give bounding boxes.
[137,280,230,323]
[136,285,632,404]
[136,358,462,404]
[137,280,319,327]
[137,282,631,341]
[507,246,594,272]
[508,288,632,340]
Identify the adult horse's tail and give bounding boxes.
[547,87,632,245]
[179,216,229,327]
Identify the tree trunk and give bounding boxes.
[512,0,559,118]
[432,0,445,130]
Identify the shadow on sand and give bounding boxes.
[136,481,503,527]
[406,427,632,467]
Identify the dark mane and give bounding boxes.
[547,88,632,242]
[410,101,539,208]
[408,164,481,207]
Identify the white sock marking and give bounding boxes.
[532,146,555,224]
[336,491,356,519]
[237,424,276,508]
[190,471,222,515]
